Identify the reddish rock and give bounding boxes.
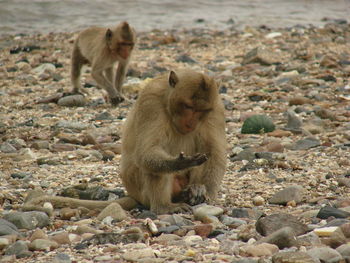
[194,224,213,238]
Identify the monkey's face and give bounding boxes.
[116,42,134,59]
[168,70,215,135]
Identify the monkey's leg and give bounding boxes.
[92,69,122,105]
[71,46,84,94]
[114,61,127,93]
[105,67,125,105]
[146,174,191,214]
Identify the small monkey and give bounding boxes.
[71,21,136,105]
[120,69,227,214]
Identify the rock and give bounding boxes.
[291,137,321,150]
[136,210,158,220]
[52,253,72,263]
[220,215,247,227]
[272,251,317,263]
[307,247,343,263]
[158,225,180,234]
[253,195,265,206]
[194,224,213,238]
[122,248,155,261]
[336,244,350,258]
[289,96,311,106]
[230,149,255,162]
[0,219,20,236]
[241,243,279,257]
[3,211,50,230]
[5,240,29,257]
[97,203,127,222]
[29,229,48,242]
[313,226,339,237]
[29,239,58,251]
[57,95,86,107]
[297,231,321,246]
[0,237,10,249]
[0,142,17,153]
[74,225,101,235]
[31,140,50,150]
[324,219,350,227]
[32,63,56,74]
[183,235,203,246]
[154,234,181,245]
[256,213,308,236]
[257,226,298,249]
[50,232,71,245]
[269,185,304,205]
[337,177,350,187]
[56,120,91,131]
[94,111,114,121]
[231,208,249,218]
[340,223,350,238]
[193,205,224,221]
[242,47,277,66]
[51,143,76,152]
[317,206,350,219]
[175,54,197,64]
[285,110,302,130]
[60,207,79,220]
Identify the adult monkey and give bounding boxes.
[71,21,136,105]
[121,69,227,214]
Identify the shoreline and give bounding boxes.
[0,21,350,262]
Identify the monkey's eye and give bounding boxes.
[183,104,193,110]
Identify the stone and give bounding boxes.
[29,228,48,242]
[158,214,194,227]
[51,143,76,152]
[272,251,317,263]
[56,120,90,131]
[29,239,58,251]
[231,208,250,218]
[307,247,343,263]
[324,219,350,227]
[193,205,224,221]
[158,225,180,234]
[32,63,56,74]
[183,235,203,246]
[313,226,339,237]
[57,95,86,107]
[0,219,19,236]
[297,231,321,246]
[31,140,50,150]
[154,234,181,245]
[3,211,50,230]
[74,225,101,235]
[220,215,247,227]
[122,248,155,261]
[269,185,304,205]
[230,149,255,162]
[97,203,127,222]
[50,232,71,245]
[0,237,10,250]
[340,223,350,238]
[136,210,157,220]
[257,226,298,249]
[291,137,321,150]
[256,213,308,236]
[241,243,279,257]
[253,196,265,206]
[242,47,277,65]
[5,240,29,257]
[285,110,303,130]
[336,244,350,257]
[60,207,79,220]
[0,142,17,153]
[52,253,72,263]
[194,224,213,238]
[317,206,350,219]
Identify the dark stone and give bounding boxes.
[272,251,316,263]
[324,219,350,227]
[317,206,350,219]
[5,240,29,257]
[3,211,50,230]
[175,54,197,64]
[230,149,255,162]
[10,45,40,54]
[268,185,304,205]
[231,208,249,218]
[0,218,19,236]
[136,210,158,220]
[256,213,308,236]
[94,111,113,121]
[10,172,29,179]
[257,226,298,249]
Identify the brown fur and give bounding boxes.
[71,21,136,105]
[120,69,227,214]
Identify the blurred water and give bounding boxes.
[0,0,349,35]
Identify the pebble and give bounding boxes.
[252,195,265,206]
[3,211,50,230]
[122,248,156,261]
[336,244,350,258]
[241,243,279,257]
[97,202,127,222]
[32,63,56,75]
[29,228,48,242]
[50,232,71,245]
[52,253,72,263]
[317,206,350,219]
[29,239,59,251]
[272,251,316,263]
[0,142,17,153]
[291,137,321,150]
[257,226,298,249]
[57,95,87,107]
[0,219,20,236]
[193,205,224,222]
[4,240,29,257]
[307,247,343,263]
[183,235,203,246]
[269,185,304,205]
[60,207,79,220]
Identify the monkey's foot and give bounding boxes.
[180,184,208,206]
[152,203,192,215]
[110,96,125,106]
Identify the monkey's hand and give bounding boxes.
[180,184,208,206]
[172,152,208,171]
[110,95,125,106]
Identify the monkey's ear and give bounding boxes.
[168,71,179,88]
[106,29,113,41]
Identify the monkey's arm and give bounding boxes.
[114,60,128,92]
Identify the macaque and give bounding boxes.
[120,69,227,214]
[71,21,136,105]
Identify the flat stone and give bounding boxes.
[31,140,50,150]
[56,120,91,131]
[159,214,194,227]
[158,225,180,234]
[297,231,321,247]
[29,229,48,242]
[317,206,350,219]
[241,243,279,257]
[307,247,343,263]
[122,248,155,261]
[242,47,277,65]
[256,213,308,236]
[291,137,321,150]
[52,253,72,263]
[272,251,316,263]
[257,226,298,249]
[269,185,304,205]
[5,240,29,256]
[0,142,17,153]
[336,244,350,257]
[29,239,58,251]
[313,226,339,237]
[194,224,213,238]
[3,211,50,230]
[50,232,71,245]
